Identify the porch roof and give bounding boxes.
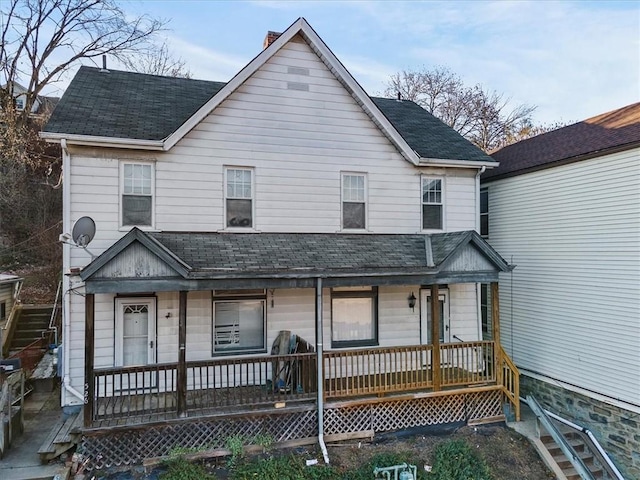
[79,229,512,293]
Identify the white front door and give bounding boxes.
[115,297,156,367]
[420,289,449,345]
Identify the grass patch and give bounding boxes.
[159,456,216,480]
[428,439,493,480]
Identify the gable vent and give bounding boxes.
[287,82,309,91]
[287,66,310,76]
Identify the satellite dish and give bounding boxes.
[72,216,96,247]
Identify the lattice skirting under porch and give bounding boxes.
[80,389,503,472]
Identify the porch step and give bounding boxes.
[38,410,82,463]
[540,431,604,480]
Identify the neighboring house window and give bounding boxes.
[213,290,266,354]
[121,163,153,227]
[331,287,378,348]
[422,177,443,230]
[480,188,489,237]
[225,168,253,228]
[342,173,366,230]
[0,302,6,320]
[14,97,25,110]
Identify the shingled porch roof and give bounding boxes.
[79,229,511,293]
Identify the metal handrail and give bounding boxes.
[527,395,595,480]
[544,409,625,480]
[46,279,62,345]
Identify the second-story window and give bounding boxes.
[422,177,443,230]
[480,188,489,237]
[226,167,253,228]
[342,173,366,230]
[122,163,153,227]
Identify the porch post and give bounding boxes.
[430,284,441,391]
[491,282,502,384]
[177,290,187,417]
[83,293,95,428]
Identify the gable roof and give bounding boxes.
[42,18,494,166]
[485,102,640,181]
[80,228,511,292]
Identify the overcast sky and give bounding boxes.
[80,1,640,125]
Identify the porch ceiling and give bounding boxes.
[80,228,512,293]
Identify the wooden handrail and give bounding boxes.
[499,346,520,421]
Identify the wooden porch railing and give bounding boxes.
[498,346,520,421]
[92,352,317,422]
[89,341,511,425]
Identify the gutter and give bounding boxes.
[315,277,330,464]
[40,132,164,151]
[61,139,85,404]
[419,158,499,168]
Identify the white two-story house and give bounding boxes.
[41,18,517,471]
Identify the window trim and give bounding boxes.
[224,166,255,230]
[421,176,445,231]
[330,286,378,348]
[480,187,489,238]
[212,290,267,356]
[341,172,367,231]
[0,301,6,321]
[119,161,155,230]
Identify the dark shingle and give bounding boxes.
[44,67,225,140]
[371,97,493,162]
[485,102,640,181]
[44,67,490,162]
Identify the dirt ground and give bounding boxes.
[323,423,555,480]
[108,422,554,480]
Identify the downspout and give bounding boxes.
[475,166,487,339]
[316,277,330,464]
[61,139,84,403]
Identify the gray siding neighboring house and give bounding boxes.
[482,102,640,479]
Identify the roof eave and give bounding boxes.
[40,132,165,151]
[419,157,499,168]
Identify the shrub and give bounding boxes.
[429,439,492,480]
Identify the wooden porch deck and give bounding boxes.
[87,341,517,428]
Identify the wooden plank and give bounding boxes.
[38,416,66,456]
[431,284,441,391]
[84,294,94,428]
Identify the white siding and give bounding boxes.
[485,148,640,407]
[62,35,484,407]
[66,38,477,270]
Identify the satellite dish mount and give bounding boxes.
[71,216,97,259]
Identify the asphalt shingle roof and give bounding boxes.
[44,67,225,140]
[148,231,473,275]
[485,102,640,181]
[371,97,493,162]
[44,67,491,162]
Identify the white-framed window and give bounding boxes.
[341,173,367,230]
[14,97,25,111]
[213,290,266,354]
[480,284,492,339]
[422,177,443,230]
[225,167,253,228]
[480,188,489,237]
[331,287,378,348]
[121,162,154,227]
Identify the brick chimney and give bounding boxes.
[263,31,282,49]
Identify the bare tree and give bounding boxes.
[0,0,165,295]
[385,66,537,152]
[0,0,166,123]
[121,40,191,78]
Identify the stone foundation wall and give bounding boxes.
[521,374,639,479]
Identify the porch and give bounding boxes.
[85,339,519,428]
